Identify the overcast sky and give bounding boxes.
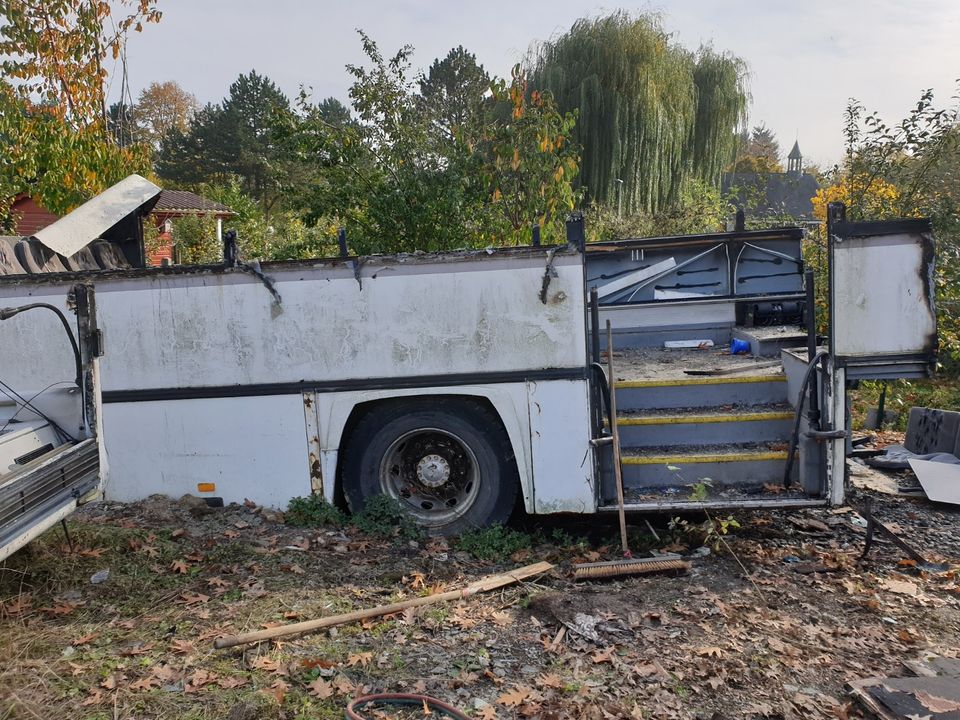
[113,0,960,167]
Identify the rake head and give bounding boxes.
[573,556,689,581]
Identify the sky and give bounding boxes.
[113,0,960,168]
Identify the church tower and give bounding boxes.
[787,141,803,176]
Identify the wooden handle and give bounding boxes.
[606,320,630,557]
[213,561,553,649]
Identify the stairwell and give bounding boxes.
[598,351,820,510]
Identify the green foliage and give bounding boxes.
[669,513,740,551]
[167,213,221,264]
[276,34,580,255]
[816,87,960,371]
[352,494,423,540]
[455,524,532,560]
[586,179,728,241]
[419,46,490,139]
[0,2,158,226]
[286,494,347,528]
[158,71,298,217]
[731,124,783,173]
[529,11,748,214]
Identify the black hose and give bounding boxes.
[345,694,469,720]
[783,350,829,487]
[0,303,83,387]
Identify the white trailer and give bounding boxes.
[0,177,940,537]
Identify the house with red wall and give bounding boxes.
[9,189,234,267]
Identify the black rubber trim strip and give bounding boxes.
[102,367,590,404]
[832,218,932,238]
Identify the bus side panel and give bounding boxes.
[316,385,533,510]
[101,395,312,507]
[527,379,596,514]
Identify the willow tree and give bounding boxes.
[529,12,748,215]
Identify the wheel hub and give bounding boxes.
[416,453,451,488]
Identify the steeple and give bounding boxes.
[787,140,802,176]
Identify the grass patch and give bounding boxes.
[351,495,423,540]
[455,524,532,560]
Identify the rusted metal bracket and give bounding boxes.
[539,248,558,304]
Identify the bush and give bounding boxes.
[455,524,532,560]
[351,495,423,540]
[285,494,346,528]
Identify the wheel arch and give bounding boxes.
[317,387,533,514]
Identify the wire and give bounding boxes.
[0,379,77,442]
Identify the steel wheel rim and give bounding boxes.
[378,427,481,527]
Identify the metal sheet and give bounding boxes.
[908,459,960,505]
[32,175,160,257]
[831,231,936,360]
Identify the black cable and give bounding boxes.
[0,379,77,442]
[783,350,828,487]
[0,303,82,387]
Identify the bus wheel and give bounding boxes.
[342,398,518,536]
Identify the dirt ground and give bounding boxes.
[2,479,959,720]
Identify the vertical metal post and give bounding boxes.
[805,269,820,427]
[565,214,585,252]
[590,287,601,365]
[735,208,745,232]
[338,228,348,259]
[532,224,541,247]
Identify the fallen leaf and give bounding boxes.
[477,707,498,720]
[81,690,104,706]
[185,669,217,693]
[591,646,616,664]
[882,579,919,596]
[71,631,100,646]
[264,678,289,704]
[307,677,333,699]
[498,686,532,707]
[170,560,189,575]
[178,592,210,605]
[171,528,187,538]
[217,676,248,689]
[490,611,513,627]
[169,639,195,654]
[347,651,373,667]
[129,677,160,692]
[537,673,564,689]
[223,529,240,539]
[696,646,724,658]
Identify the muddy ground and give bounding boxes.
[1,480,959,720]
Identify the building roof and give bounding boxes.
[153,190,235,216]
[721,171,820,220]
[787,141,802,160]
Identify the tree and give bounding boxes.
[812,87,960,367]
[157,71,295,217]
[731,124,783,173]
[529,12,748,214]
[0,0,161,123]
[276,33,580,254]
[0,1,158,226]
[135,80,197,147]
[419,46,490,138]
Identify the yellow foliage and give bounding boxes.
[811,174,905,222]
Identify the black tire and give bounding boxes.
[342,398,519,536]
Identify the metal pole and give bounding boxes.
[532,224,541,247]
[338,228,348,259]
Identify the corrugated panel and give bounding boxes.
[31,175,161,257]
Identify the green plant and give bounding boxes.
[687,478,713,502]
[455,524,532,560]
[669,513,740,551]
[352,494,423,540]
[285,494,346,528]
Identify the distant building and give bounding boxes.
[7,189,234,267]
[722,141,820,221]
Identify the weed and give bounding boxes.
[351,495,423,540]
[455,524,532,560]
[285,494,346,528]
[669,514,740,551]
[687,478,713,502]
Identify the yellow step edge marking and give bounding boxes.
[622,451,789,465]
[615,374,785,388]
[616,411,794,426]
